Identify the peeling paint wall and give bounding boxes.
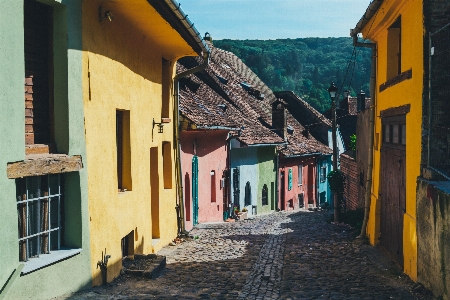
[417,179,450,299]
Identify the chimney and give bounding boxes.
[204,32,212,42]
[272,100,287,139]
[357,90,366,112]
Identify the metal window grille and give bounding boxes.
[298,165,303,186]
[16,174,62,262]
[429,23,450,178]
[262,184,268,206]
[320,166,327,182]
[244,181,251,206]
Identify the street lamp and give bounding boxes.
[327,82,339,222]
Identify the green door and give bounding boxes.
[192,156,199,225]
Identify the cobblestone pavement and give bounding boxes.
[60,211,434,300]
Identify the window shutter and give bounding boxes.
[288,168,293,191]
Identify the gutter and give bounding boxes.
[350,0,384,38]
[245,142,288,148]
[351,16,378,238]
[195,125,240,131]
[282,152,322,159]
[162,0,210,236]
[174,51,210,235]
[162,0,210,55]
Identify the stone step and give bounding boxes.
[122,254,166,279]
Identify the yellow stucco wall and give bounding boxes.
[361,0,423,281]
[81,0,197,285]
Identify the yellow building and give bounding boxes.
[82,0,208,285]
[351,0,423,280]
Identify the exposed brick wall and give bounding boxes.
[340,153,361,210]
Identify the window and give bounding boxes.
[163,142,172,189]
[244,181,251,206]
[382,115,406,147]
[210,171,216,202]
[298,193,304,208]
[319,192,326,204]
[24,0,53,146]
[298,165,303,186]
[320,166,327,182]
[387,17,401,80]
[17,175,63,262]
[117,110,132,191]
[262,184,268,206]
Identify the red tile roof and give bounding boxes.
[178,42,331,156]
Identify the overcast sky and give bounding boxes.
[179,0,372,40]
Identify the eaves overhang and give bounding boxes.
[149,0,210,56]
[350,0,384,37]
[280,152,322,159]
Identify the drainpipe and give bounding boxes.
[174,51,210,235]
[350,33,377,238]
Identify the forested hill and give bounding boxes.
[214,38,371,113]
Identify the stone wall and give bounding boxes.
[340,153,361,210]
[417,179,450,299]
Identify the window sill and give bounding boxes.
[21,248,82,275]
[379,69,412,92]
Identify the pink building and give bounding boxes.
[272,99,332,211]
[278,156,317,211]
[180,130,231,231]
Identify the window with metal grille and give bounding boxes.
[320,166,327,182]
[16,174,63,262]
[262,184,268,206]
[210,170,216,202]
[298,165,303,186]
[244,181,251,206]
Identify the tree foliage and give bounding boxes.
[215,38,372,113]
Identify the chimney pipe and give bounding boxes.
[272,100,287,139]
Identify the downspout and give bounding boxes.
[350,33,377,238]
[174,51,210,235]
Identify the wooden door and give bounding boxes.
[380,115,406,267]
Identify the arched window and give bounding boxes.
[244,181,251,206]
[262,184,268,206]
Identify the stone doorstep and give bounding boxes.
[122,254,166,279]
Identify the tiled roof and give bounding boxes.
[278,113,332,157]
[178,46,284,146]
[274,91,332,127]
[178,43,332,156]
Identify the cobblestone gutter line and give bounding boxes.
[239,217,292,299]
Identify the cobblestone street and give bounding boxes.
[62,211,433,300]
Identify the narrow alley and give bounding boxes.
[61,211,433,300]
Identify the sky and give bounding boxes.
[179,0,372,40]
